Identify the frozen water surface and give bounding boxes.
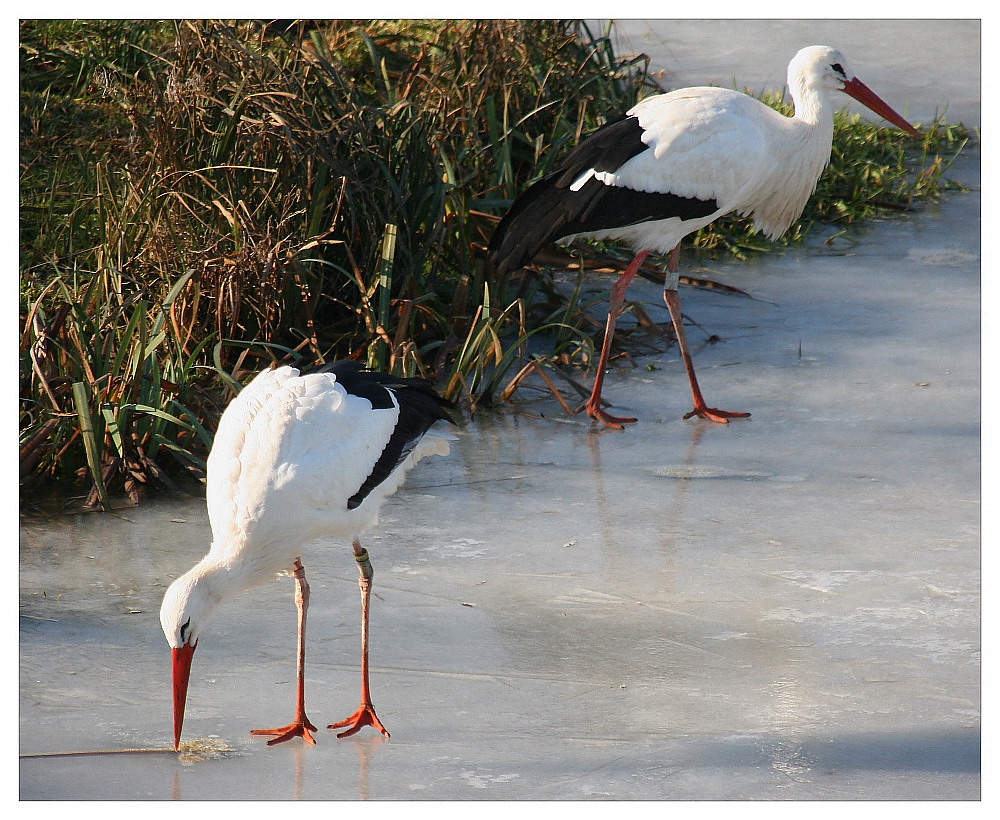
[20,20,979,802]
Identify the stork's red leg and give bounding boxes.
[574,250,651,429]
[328,541,390,739]
[251,559,318,746]
[662,288,751,423]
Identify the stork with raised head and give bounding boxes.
[489,45,921,428]
[160,361,456,748]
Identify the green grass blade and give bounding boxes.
[72,381,112,511]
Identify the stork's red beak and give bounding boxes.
[841,77,921,137]
[172,643,196,750]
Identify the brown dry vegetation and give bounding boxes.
[19,20,968,510]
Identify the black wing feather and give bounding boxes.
[552,114,650,183]
[488,114,718,276]
[309,361,454,510]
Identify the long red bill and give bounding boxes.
[842,77,921,137]
[172,643,196,750]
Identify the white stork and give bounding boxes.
[489,45,921,428]
[159,361,455,748]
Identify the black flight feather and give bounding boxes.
[488,114,718,276]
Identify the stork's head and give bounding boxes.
[160,566,220,749]
[790,46,856,93]
[791,45,921,137]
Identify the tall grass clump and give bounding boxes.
[20,19,970,509]
[20,19,660,507]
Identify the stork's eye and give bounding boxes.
[180,618,191,643]
[831,63,846,77]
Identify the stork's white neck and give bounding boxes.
[159,550,269,648]
[741,73,838,241]
[788,76,837,134]
[185,549,271,604]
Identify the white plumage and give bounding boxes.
[489,45,920,428]
[160,362,455,748]
[200,365,448,591]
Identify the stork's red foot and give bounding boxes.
[683,405,751,424]
[251,713,318,746]
[574,398,637,430]
[328,701,390,739]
